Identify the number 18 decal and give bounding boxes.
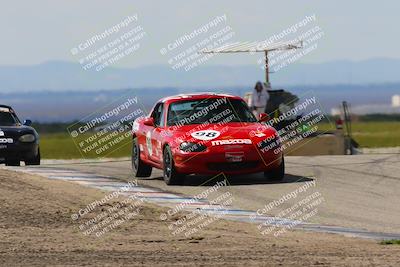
[191,130,220,141]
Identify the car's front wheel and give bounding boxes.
[25,148,41,165]
[132,137,152,177]
[264,156,285,181]
[163,145,184,185]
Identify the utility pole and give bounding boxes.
[265,50,269,86]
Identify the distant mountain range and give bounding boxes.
[0,58,399,91]
[1,84,399,122]
[0,58,399,121]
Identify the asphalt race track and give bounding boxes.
[5,154,400,239]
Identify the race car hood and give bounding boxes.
[168,122,278,144]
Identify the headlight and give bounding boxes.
[179,142,206,152]
[19,134,35,142]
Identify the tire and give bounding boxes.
[264,156,285,181]
[5,159,20,166]
[25,148,41,166]
[132,137,152,177]
[163,145,184,185]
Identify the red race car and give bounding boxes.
[131,93,284,185]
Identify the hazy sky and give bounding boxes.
[0,0,398,67]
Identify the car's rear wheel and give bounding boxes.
[5,159,20,166]
[163,145,184,185]
[25,148,41,165]
[264,156,285,181]
[132,137,152,177]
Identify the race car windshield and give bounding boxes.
[0,111,19,126]
[167,98,257,126]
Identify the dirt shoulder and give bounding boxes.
[1,169,399,266]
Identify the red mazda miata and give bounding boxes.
[131,93,284,185]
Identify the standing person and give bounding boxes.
[250,81,269,117]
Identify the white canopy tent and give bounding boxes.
[200,41,302,86]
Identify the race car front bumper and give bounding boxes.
[0,142,39,162]
[172,144,283,175]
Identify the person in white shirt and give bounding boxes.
[250,81,269,117]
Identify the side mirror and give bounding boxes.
[143,117,154,126]
[258,113,269,122]
[23,119,32,126]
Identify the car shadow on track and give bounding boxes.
[144,173,313,186]
[222,174,313,186]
